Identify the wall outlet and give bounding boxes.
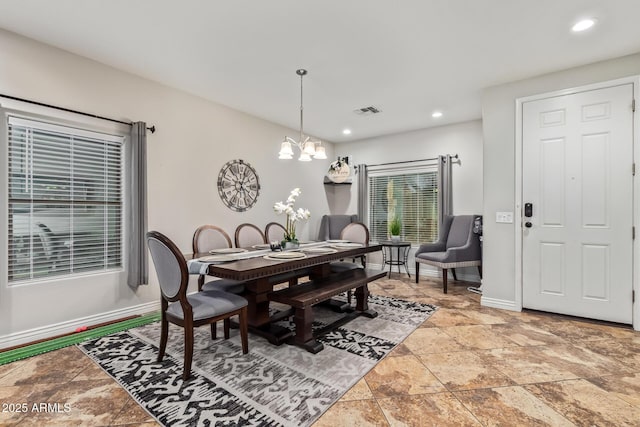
[496,212,513,223]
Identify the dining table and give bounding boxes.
[192,241,384,350]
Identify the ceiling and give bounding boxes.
[1,0,640,143]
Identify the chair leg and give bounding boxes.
[451,268,458,281]
[197,274,205,291]
[239,307,249,354]
[158,317,168,362]
[224,318,230,339]
[478,265,483,278]
[210,321,217,339]
[183,326,194,381]
[415,263,420,283]
[442,268,448,294]
[347,290,352,305]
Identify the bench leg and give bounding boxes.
[354,285,378,319]
[293,307,324,353]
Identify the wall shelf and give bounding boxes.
[323,177,352,185]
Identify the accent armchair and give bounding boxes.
[415,215,482,293]
[317,214,358,241]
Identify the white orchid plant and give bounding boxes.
[273,188,311,243]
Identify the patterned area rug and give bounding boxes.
[79,294,437,426]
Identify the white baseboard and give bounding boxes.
[480,296,521,312]
[0,301,160,349]
[368,263,481,283]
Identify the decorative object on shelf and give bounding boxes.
[389,216,402,241]
[217,159,260,212]
[326,156,351,183]
[273,188,311,247]
[278,69,327,161]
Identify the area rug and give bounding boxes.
[78,294,437,427]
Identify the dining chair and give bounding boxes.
[234,223,266,248]
[317,214,358,240]
[264,222,286,243]
[331,222,370,304]
[414,215,482,293]
[192,225,245,294]
[147,230,248,381]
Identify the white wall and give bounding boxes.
[334,120,484,279]
[0,29,334,345]
[481,51,640,310]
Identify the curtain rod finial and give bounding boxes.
[147,125,156,134]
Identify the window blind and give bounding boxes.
[7,116,124,283]
[368,167,438,245]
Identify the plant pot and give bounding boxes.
[390,235,401,242]
[282,241,300,250]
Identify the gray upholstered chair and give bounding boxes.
[192,225,246,294]
[147,230,248,381]
[234,223,266,248]
[317,214,358,241]
[414,215,482,293]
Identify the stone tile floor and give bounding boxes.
[1,274,639,426]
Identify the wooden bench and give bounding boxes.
[269,268,386,353]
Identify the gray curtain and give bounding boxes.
[356,164,368,222]
[127,122,148,288]
[438,155,453,226]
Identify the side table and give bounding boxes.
[380,240,411,278]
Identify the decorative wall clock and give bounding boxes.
[217,159,260,212]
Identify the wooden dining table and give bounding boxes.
[196,243,384,350]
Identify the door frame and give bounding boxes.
[514,76,640,330]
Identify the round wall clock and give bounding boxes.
[217,159,260,212]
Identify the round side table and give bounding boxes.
[380,240,411,278]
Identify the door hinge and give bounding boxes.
[633,99,636,112]
[633,226,636,240]
[633,290,636,303]
[634,163,636,176]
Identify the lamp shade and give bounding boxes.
[298,152,312,162]
[303,140,316,155]
[279,140,294,159]
[313,145,327,159]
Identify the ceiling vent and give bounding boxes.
[353,106,381,115]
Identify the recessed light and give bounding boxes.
[572,18,596,32]
[342,129,352,135]
[432,111,443,118]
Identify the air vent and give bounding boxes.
[353,106,381,115]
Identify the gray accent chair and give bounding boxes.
[192,225,246,294]
[147,230,248,381]
[317,214,358,241]
[415,215,482,293]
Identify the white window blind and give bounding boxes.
[368,164,438,245]
[7,116,124,283]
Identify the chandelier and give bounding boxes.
[278,69,327,161]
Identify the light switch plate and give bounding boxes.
[496,212,513,223]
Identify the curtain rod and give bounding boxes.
[0,93,156,134]
[363,154,458,168]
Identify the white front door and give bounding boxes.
[522,83,634,324]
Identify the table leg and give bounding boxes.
[403,246,411,277]
[293,307,324,353]
[245,277,294,345]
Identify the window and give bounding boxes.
[7,116,124,283]
[368,162,438,245]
